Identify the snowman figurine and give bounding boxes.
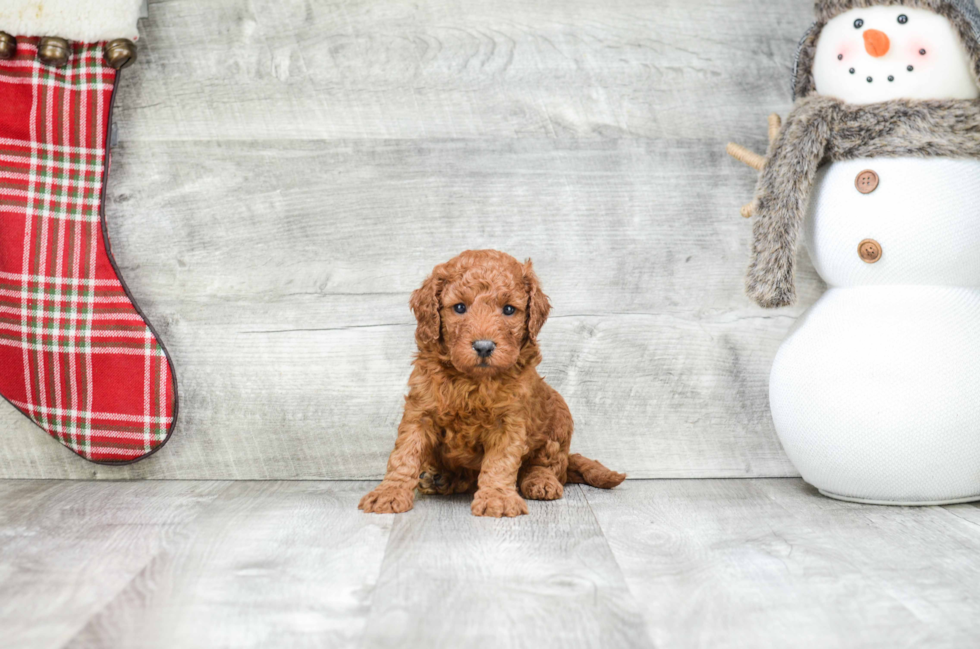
[731,0,980,504]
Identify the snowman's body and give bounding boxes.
[764,4,980,504]
[770,158,980,503]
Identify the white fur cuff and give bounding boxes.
[0,0,142,42]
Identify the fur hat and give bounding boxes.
[793,0,980,99]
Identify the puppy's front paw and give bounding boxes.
[471,489,529,518]
[359,485,414,514]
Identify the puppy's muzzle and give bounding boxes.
[472,339,496,359]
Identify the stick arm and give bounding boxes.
[727,113,781,218]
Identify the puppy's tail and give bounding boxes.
[566,454,627,489]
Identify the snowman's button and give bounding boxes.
[858,239,882,264]
[855,170,879,194]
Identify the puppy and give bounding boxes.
[359,250,625,518]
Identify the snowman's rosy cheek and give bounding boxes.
[907,41,931,62]
[835,42,856,62]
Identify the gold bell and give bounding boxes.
[37,37,70,67]
[104,39,137,70]
[0,32,16,60]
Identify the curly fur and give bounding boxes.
[794,0,980,99]
[747,96,980,307]
[359,250,626,518]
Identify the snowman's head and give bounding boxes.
[814,7,979,102]
[794,0,980,102]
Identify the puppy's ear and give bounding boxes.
[523,259,551,345]
[410,264,447,351]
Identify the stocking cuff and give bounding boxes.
[0,0,142,42]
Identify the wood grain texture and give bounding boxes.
[361,485,653,649]
[8,479,980,648]
[0,480,228,649]
[63,481,392,649]
[0,0,821,479]
[115,0,805,143]
[585,479,980,649]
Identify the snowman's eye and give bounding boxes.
[854,18,864,28]
[898,14,908,24]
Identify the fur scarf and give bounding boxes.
[746,96,980,308]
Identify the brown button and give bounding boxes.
[855,170,879,194]
[858,239,882,263]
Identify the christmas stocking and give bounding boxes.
[0,1,177,464]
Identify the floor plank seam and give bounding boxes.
[355,508,399,649]
[937,505,980,531]
[55,481,239,649]
[0,476,808,484]
[577,484,657,648]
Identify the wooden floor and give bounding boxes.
[3,479,980,649]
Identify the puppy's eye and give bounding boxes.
[453,303,467,315]
[854,18,864,28]
[897,14,908,24]
[502,305,516,316]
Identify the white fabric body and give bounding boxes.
[805,158,980,287]
[0,0,141,42]
[771,285,980,504]
[771,158,980,504]
[813,7,980,104]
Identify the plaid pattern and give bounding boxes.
[0,37,176,463]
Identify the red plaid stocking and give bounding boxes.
[0,37,177,463]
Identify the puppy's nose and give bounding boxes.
[472,339,496,358]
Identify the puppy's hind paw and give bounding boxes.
[521,474,564,501]
[417,471,439,496]
[471,489,529,518]
[359,485,414,514]
[418,470,455,496]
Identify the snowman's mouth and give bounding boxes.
[847,65,914,83]
[840,47,926,85]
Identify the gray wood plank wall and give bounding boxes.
[0,0,824,479]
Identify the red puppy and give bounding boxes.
[360,250,625,517]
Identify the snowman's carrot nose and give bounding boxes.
[864,29,890,57]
